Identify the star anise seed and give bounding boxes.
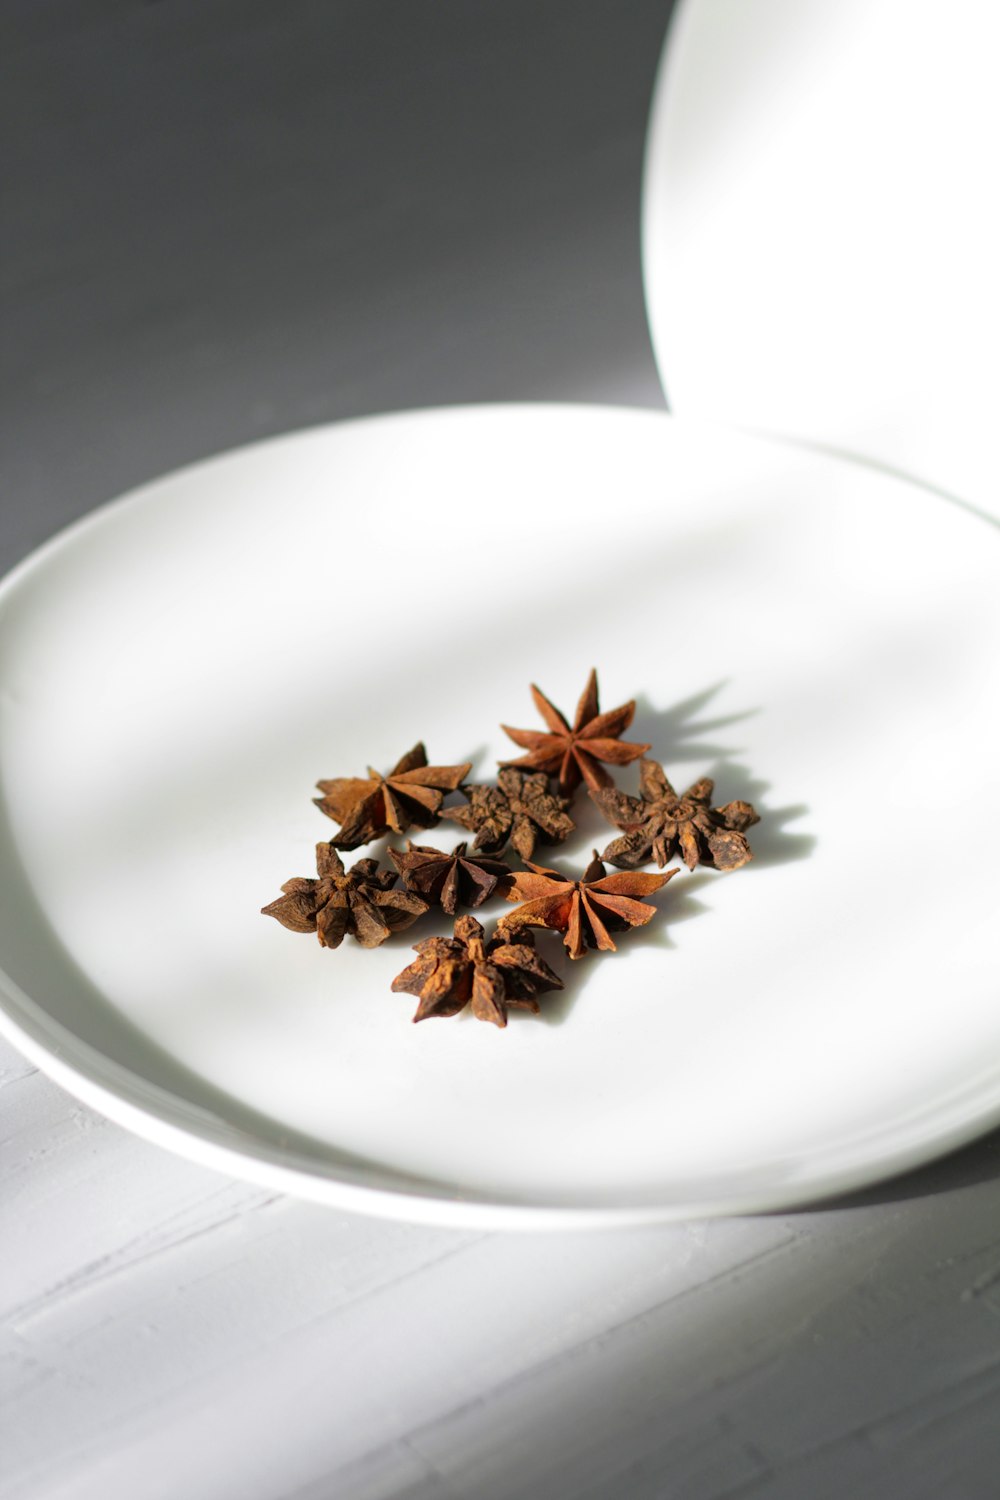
[499,668,651,795]
[391,914,563,1026]
[315,741,472,850]
[387,841,513,915]
[499,850,675,960]
[593,758,759,871]
[443,767,575,861]
[261,844,429,948]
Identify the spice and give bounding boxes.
[391,914,564,1026]
[443,767,574,861]
[388,841,513,915]
[499,668,651,794]
[593,759,759,871]
[265,668,765,1031]
[314,742,471,849]
[500,851,675,960]
[261,844,428,948]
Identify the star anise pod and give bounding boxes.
[314,742,472,850]
[500,851,675,960]
[593,758,759,871]
[391,914,563,1026]
[387,841,513,915]
[442,767,575,861]
[261,843,429,948]
[499,669,651,795]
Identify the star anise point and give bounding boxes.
[388,840,512,915]
[594,757,760,873]
[500,672,651,796]
[443,768,574,860]
[391,915,563,1026]
[315,743,472,849]
[262,843,428,949]
[502,852,674,959]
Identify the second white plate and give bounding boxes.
[642,0,1000,518]
[1,405,998,1226]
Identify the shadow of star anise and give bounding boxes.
[391,914,563,1027]
[499,668,651,795]
[442,768,574,861]
[499,851,676,960]
[387,841,513,915]
[261,844,428,948]
[592,758,760,871]
[314,741,471,850]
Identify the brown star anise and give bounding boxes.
[391,914,564,1026]
[499,669,651,795]
[442,767,575,861]
[387,841,513,915]
[314,742,472,850]
[500,851,675,960]
[261,843,429,948]
[593,758,760,871]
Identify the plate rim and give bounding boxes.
[5,984,1000,1229]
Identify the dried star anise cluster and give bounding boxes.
[261,670,760,1028]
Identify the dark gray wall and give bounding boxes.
[1,0,672,574]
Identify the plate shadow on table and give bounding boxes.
[796,1129,1000,1213]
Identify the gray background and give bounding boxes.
[1,0,666,573]
[4,4,1000,1498]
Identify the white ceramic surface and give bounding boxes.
[1,405,998,1227]
[643,0,1000,519]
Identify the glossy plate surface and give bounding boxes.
[643,0,1000,518]
[1,405,997,1226]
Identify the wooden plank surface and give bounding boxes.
[6,1035,1000,1500]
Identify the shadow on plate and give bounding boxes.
[506,683,816,1025]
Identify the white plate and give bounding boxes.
[1,405,998,1228]
[643,0,1000,519]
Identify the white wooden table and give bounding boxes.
[3,5,1000,1495]
[7,1034,1000,1500]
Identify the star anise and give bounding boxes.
[261,843,429,948]
[499,669,651,795]
[593,758,759,871]
[500,851,675,960]
[442,767,575,861]
[314,742,472,850]
[387,841,513,915]
[391,914,563,1026]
